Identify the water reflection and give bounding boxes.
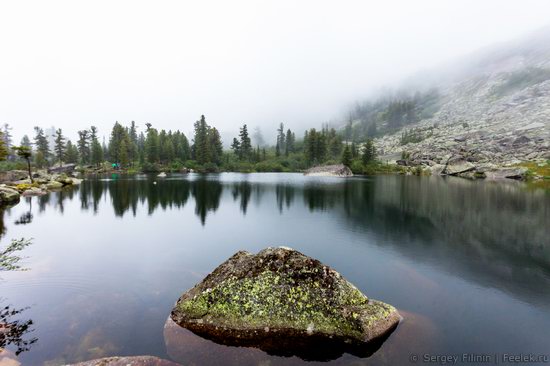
[0,302,37,356]
[57,175,550,308]
[1,174,549,365]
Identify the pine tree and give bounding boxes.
[0,131,8,161]
[276,123,285,157]
[65,141,79,164]
[145,127,160,164]
[33,127,50,167]
[231,138,241,157]
[77,130,91,165]
[193,115,210,164]
[119,138,129,167]
[351,141,358,159]
[2,124,13,160]
[285,129,294,155]
[53,128,66,167]
[13,146,33,183]
[20,135,32,148]
[342,144,352,167]
[362,139,376,165]
[108,122,126,163]
[208,127,223,165]
[90,126,103,167]
[345,115,353,141]
[239,124,252,160]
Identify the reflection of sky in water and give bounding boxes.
[0,173,549,365]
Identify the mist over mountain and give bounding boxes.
[343,26,550,170]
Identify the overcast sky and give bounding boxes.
[2,0,550,144]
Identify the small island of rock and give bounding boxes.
[304,164,353,177]
[170,247,400,360]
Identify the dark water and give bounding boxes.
[1,173,549,365]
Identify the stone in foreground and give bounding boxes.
[171,247,401,360]
[304,164,353,177]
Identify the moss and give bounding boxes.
[15,182,39,192]
[178,270,381,339]
[516,161,550,179]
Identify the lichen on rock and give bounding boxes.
[171,247,401,360]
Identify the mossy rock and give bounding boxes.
[45,181,64,190]
[171,247,401,360]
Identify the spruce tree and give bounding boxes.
[192,115,210,164]
[54,128,66,167]
[362,139,376,165]
[77,130,91,165]
[239,124,252,160]
[231,138,241,158]
[33,127,50,167]
[208,127,223,164]
[285,129,294,155]
[90,126,103,167]
[145,127,160,164]
[342,144,352,167]
[0,131,7,161]
[65,140,79,164]
[20,135,32,148]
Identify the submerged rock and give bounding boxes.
[64,356,180,366]
[171,247,400,360]
[304,164,353,177]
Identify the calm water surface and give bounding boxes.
[1,173,549,365]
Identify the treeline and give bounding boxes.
[2,114,384,174]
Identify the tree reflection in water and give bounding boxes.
[0,303,37,355]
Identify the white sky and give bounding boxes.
[2,0,550,144]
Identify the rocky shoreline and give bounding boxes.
[372,65,550,181]
[304,164,353,177]
[0,169,82,207]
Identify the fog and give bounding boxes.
[2,0,550,144]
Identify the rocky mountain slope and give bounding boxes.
[373,28,550,178]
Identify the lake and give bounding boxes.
[1,173,549,365]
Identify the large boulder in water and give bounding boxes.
[170,247,400,360]
[304,164,353,177]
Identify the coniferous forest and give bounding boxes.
[0,116,387,174]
